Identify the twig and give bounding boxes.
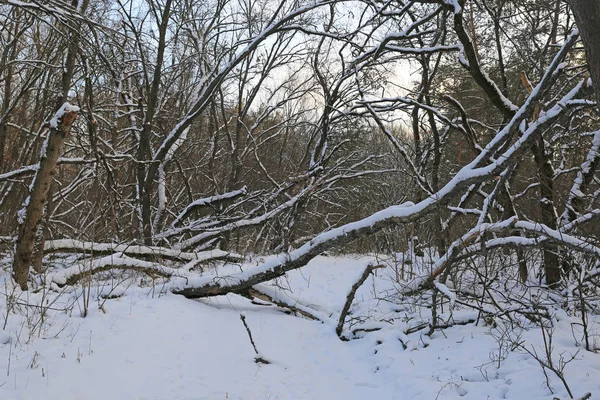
[245,287,322,321]
[239,314,270,364]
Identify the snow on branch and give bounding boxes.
[425,217,600,290]
[434,281,456,308]
[49,103,80,129]
[44,239,242,263]
[171,187,248,227]
[336,263,385,339]
[47,253,186,287]
[1,0,85,23]
[0,154,132,183]
[148,0,339,185]
[168,33,580,299]
[560,128,600,225]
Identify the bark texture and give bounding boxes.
[12,105,78,289]
[569,0,600,112]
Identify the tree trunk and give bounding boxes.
[13,0,91,287]
[532,137,560,286]
[569,0,600,113]
[12,104,79,289]
[138,0,173,245]
[0,69,12,172]
[31,183,55,274]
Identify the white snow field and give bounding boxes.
[0,256,599,400]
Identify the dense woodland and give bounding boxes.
[0,0,599,320]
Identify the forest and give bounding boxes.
[0,0,600,398]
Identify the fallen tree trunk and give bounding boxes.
[43,239,242,263]
[245,287,323,321]
[48,254,183,287]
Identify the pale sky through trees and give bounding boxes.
[0,1,599,398]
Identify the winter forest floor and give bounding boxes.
[0,255,599,400]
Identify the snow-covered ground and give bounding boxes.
[0,256,598,399]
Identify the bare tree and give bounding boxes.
[0,0,599,300]
[12,0,89,289]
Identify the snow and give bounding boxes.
[560,128,600,226]
[46,253,184,286]
[82,33,587,332]
[48,103,80,129]
[153,126,190,230]
[170,187,248,228]
[1,255,599,400]
[434,280,456,308]
[43,239,239,262]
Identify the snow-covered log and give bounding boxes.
[43,239,243,263]
[47,253,186,287]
